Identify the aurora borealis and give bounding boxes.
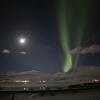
[58,0,91,72]
[0,0,99,74]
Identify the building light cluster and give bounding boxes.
[15,80,29,83]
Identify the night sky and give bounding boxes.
[0,0,100,74]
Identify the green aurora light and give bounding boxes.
[58,0,91,72]
[74,0,91,67]
[58,0,72,72]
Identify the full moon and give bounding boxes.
[19,38,26,44]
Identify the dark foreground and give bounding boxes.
[0,85,100,100]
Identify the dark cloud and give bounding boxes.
[72,44,100,55]
[1,49,10,54]
[19,51,27,55]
